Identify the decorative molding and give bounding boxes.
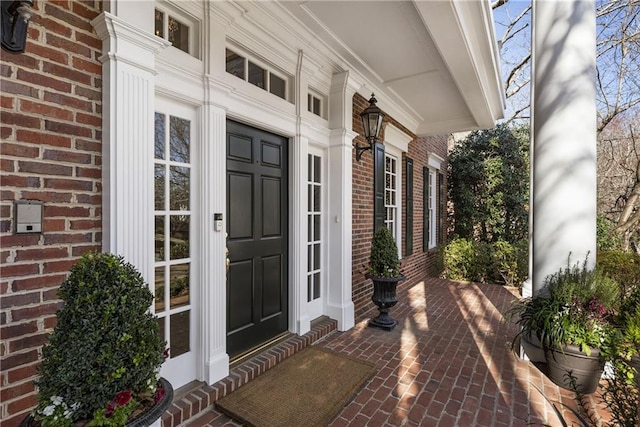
[383,124,412,153]
[428,152,445,170]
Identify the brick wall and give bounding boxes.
[0,2,103,425]
[351,93,449,321]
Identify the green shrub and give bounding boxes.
[443,238,528,286]
[368,226,401,278]
[443,238,476,281]
[597,215,623,252]
[597,250,640,298]
[35,253,166,423]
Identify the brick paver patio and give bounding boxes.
[174,278,612,426]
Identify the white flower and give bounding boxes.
[52,396,64,406]
[42,405,56,416]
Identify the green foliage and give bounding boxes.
[443,238,528,286]
[35,253,166,423]
[368,227,401,278]
[597,250,640,298]
[448,124,529,243]
[601,284,640,426]
[506,258,621,356]
[597,215,623,252]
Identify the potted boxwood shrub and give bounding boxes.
[507,259,620,394]
[22,253,172,426]
[366,226,404,331]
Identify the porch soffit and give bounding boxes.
[280,0,505,136]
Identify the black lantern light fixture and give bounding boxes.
[1,0,34,54]
[355,93,385,161]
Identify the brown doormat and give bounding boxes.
[216,346,377,427]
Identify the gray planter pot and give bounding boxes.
[544,344,604,394]
[521,332,545,363]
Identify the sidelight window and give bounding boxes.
[154,111,192,359]
[307,154,322,302]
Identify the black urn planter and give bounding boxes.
[544,344,604,394]
[19,377,173,427]
[368,275,404,331]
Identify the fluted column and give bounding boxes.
[326,71,359,331]
[92,13,169,285]
[199,99,229,383]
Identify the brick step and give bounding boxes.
[161,317,339,427]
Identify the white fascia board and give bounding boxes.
[414,0,505,130]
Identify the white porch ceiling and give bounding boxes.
[282,0,505,136]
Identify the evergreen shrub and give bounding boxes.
[34,253,166,425]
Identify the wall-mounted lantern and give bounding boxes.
[355,93,385,161]
[1,0,34,54]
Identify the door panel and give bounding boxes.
[226,120,288,358]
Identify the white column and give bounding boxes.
[293,50,311,335]
[326,71,359,331]
[92,13,169,285]
[199,99,229,384]
[530,0,597,295]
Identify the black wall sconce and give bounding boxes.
[1,0,34,53]
[355,93,385,161]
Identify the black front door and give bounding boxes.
[226,120,288,358]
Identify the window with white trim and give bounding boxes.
[385,153,399,241]
[307,153,322,302]
[307,88,327,119]
[154,111,193,359]
[225,48,290,101]
[428,169,436,249]
[154,6,199,57]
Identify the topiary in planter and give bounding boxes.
[368,226,401,278]
[367,227,404,330]
[33,253,167,425]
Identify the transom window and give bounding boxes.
[307,89,327,118]
[154,111,192,359]
[225,48,289,100]
[307,154,322,302]
[154,7,198,56]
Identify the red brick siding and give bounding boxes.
[0,2,103,425]
[351,93,449,321]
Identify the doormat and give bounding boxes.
[216,346,376,427]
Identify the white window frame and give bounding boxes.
[153,97,199,389]
[307,87,327,119]
[427,153,444,250]
[225,45,293,102]
[382,125,411,258]
[383,146,402,258]
[305,146,326,321]
[428,169,436,249]
[154,3,200,59]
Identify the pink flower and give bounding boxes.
[114,390,132,407]
[156,387,165,403]
[105,401,116,418]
